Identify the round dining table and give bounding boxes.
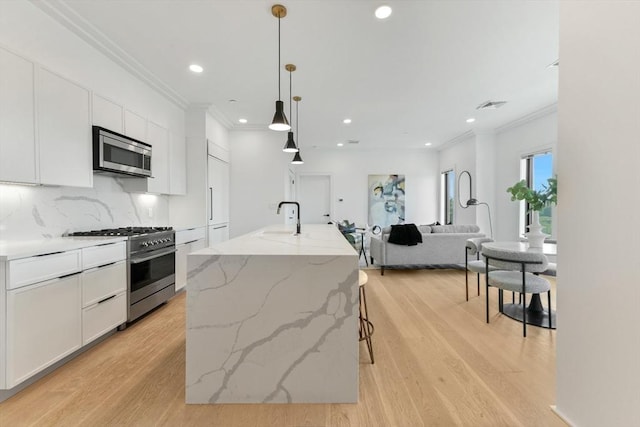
[482,241,557,329]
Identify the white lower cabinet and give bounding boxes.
[175,239,206,292]
[175,228,207,292]
[6,273,82,388]
[2,242,127,390]
[208,223,229,247]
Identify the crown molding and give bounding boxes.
[437,130,475,152]
[207,104,234,129]
[495,103,558,134]
[30,0,189,110]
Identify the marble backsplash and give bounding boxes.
[0,175,169,241]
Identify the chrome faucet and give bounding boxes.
[277,201,301,235]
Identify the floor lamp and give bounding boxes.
[458,170,493,238]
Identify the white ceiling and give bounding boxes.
[43,0,559,150]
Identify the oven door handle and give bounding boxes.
[130,248,177,264]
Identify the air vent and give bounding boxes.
[476,100,507,110]
[347,139,360,144]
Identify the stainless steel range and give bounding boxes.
[70,227,176,324]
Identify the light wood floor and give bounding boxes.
[0,269,564,427]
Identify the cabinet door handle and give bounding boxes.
[97,295,116,304]
[213,225,227,230]
[35,251,65,257]
[209,187,213,221]
[59,271,81,279]
[96,262,116,269]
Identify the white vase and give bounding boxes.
[525,211,548,248]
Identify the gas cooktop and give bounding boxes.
[69,226,173,237]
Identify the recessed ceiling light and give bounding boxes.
[189,64,203,73]
[466,118,476,123]
[375,5,392,19]
[238,118,248,124]
[343,119,352,124]
[337,143,344,147]
[425,143,432,146]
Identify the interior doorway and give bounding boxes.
[297,174,332,224]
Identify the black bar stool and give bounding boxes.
[359,270,374,364]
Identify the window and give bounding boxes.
[441,170,455,225]
[521,152,553,235]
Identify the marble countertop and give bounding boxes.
[0,236,128,261]
[192,224,355,256]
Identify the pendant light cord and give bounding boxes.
[289,67,292,121]
[278,15,281,101]
[296,100,299,146]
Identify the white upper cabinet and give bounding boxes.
[169,129,187,195]
[92,94,124,133]
[124,109,147,142]
[38,69,92,188]
[147,121,169,194]
[0,48,37,184]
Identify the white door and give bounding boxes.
[298,174,331,224]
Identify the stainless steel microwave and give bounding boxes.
[93,126,152,178]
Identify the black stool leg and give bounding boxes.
[548,290,552,328]
[359,285,374,364]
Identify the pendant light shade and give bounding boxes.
[282,64,298,152]
[291,95,304,164]
[283,131,298,152]
[291,151,304,164]
[269,5,290,132]
[270,100,289,131]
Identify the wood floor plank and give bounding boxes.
[0,268,564,426]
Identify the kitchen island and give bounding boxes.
[185,224,359,404]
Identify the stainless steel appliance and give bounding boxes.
[93,126,152,178]
[70,227,175,323]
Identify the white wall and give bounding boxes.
[438,136,477,227]
[0,1,184,239]
[555,3,640,426]
[494,110,557,241]
[229,131,289,237]
[293,147,439,227]
[229,130,440,237]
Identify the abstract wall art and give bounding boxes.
[368,174,405,227]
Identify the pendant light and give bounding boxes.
[282,64,299,152]
[291,96,304,164]
[269,4,290,131]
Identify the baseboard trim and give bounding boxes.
[550,405,575,426]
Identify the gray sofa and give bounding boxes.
[369,224,485,275]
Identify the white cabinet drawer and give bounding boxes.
[81,261,126,308]
[175,227,206,245]
[82,292,126,345]
[8,250,81,290]
[82,242,126,270]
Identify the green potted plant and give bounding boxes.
[507,177,557,247]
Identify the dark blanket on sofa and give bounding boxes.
[388,224,423,246]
